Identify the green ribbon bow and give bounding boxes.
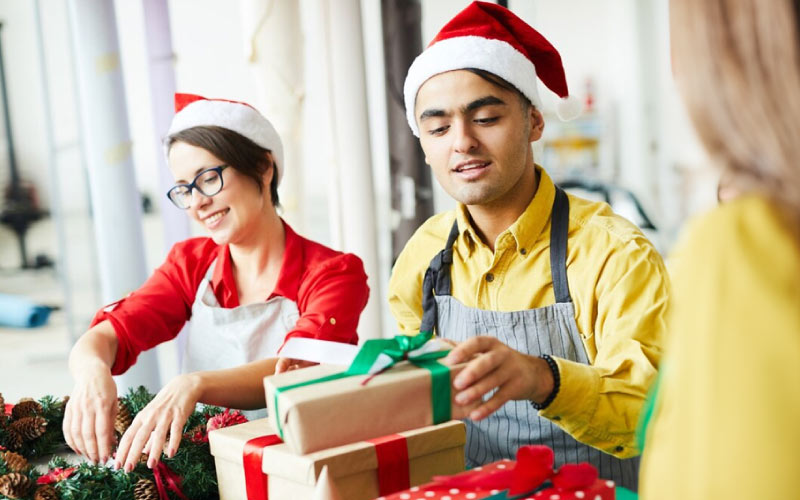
[273,331,452,440]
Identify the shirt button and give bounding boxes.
[329,317,336,325]
[615,446,624,453]
[485,273,494,282]
[520,248,527,255]
[552,416,561,421]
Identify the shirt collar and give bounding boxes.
[454,165,555,255]
[210,219,304,306]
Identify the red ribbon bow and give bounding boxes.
[37,467,76,485]
[431,445,598,496]
[153,461,190,500]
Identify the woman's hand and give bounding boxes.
[274,358,317,374]
[62,363,118,464]
[114,374,202,472]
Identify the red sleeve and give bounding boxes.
[278,253,369,352]
[89,238,217,375]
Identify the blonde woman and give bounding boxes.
[640,0,800,497]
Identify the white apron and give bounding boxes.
[183,259,299,418]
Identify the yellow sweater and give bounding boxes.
[640,195,800,498]
[389,166,668,457]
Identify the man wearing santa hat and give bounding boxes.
[389,2,667,490]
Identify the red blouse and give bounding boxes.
[91,221,369,375]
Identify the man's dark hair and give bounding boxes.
[465,68,534,110]
[167,126,280,208]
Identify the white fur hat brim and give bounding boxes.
[403,36,542,137]
[167,99,284,185]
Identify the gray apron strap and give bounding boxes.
[419,221,459,333]
[550,187,572,304]
[420,188,573,331]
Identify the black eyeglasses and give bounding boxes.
[166,165,230,209]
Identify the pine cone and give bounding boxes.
[133,478,158,500]
[0,451,29,472]
[114,399,133,435]
[3,430,23,450]
[33,484,59,500]
[11,400,42,420]
[9,416,47,441]
[0,472,33,499]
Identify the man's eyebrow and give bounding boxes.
[463,95,507,113]
[419,108,447,121]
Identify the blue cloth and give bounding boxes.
[0,293,51,328]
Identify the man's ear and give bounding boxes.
[528,106,545,143]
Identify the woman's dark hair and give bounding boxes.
[166,125,280,207]
[465,68,533,109]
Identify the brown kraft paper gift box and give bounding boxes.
[208,418,467,500]
[264,362,478,455]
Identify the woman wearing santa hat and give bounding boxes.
[62,94,370,473]
[389,1,667,490]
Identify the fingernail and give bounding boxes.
[453,375,466,389]
[168,448,175,458]
[147,459,154,469]
[125,463,133,473]
[470,409,483,420]
[113,461,120,470]
[455,392,469,404]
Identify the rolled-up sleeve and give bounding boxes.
[540,237,668,458]
[90,239,213,374]
[279,253,369,350]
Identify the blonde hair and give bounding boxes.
[670,0,800,236]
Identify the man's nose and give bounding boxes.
[453,122,479,153]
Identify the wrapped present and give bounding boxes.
[265,332,479,454]
[209,417,467,500]
[380,445,617,500]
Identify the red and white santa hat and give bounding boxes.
[403,1,581,137]
[167,93,284,185]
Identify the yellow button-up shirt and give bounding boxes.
[388,166,668,458]
[640,195,800,498]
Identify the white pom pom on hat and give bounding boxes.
[167,93,285,186]
[404,1,581,137]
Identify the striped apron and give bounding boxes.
[419,188,639,490]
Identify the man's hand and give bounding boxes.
[441,336,554,420]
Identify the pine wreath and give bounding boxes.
[0,387,231,500]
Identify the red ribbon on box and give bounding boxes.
[366,434,410,496]
[243,434,283,500]
[4,404,13,416]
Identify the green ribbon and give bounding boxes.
[272,331,451,440]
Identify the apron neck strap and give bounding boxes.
[549,187,572,304]
[204,258,218,280]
